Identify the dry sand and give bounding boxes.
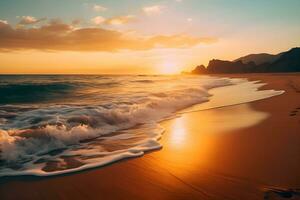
[1,73,300,200]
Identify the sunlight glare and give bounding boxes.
[159,60,182,75]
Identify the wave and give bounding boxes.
[0,123,164,177]
[130,80,155,83]
[2,76,273,177]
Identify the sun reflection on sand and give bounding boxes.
[156,102,269,179]
[169,117,188,148]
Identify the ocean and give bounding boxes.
[0,75,283,177]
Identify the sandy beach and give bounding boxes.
[1,73,300,200]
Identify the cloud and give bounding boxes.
[143,5,164,15]
[105,15,136,25]
[91,16,106,25]
[0,20,8,24]
[91,15,136,26]
[0,20,217,52]
[93,4,107,12]
[18,16,46,25]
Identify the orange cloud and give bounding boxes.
[0,20,217,52]
[91,15,136,26]
[91,16,106,25]
[18,16,46,25]
[105,15,136,25]
[0,20,8,24]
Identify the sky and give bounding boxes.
[0,0,299,74]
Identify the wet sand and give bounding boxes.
[1,73,300,200]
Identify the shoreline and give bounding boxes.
[1,73,300,200]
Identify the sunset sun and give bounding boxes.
[159,61,182,74]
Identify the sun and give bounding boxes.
[158,61,182,75]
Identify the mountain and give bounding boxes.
[206,60,256,74]
[234,53,282,65]
[191,65,207,74]
[267,47,300,72]
[190,47,300,74]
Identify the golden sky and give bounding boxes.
[0,0,299,74]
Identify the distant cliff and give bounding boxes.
[191,65,206,74]
[268,48,300,72]
[191,47,300,74]
[206,60,256,73]
[234,53,282,65]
